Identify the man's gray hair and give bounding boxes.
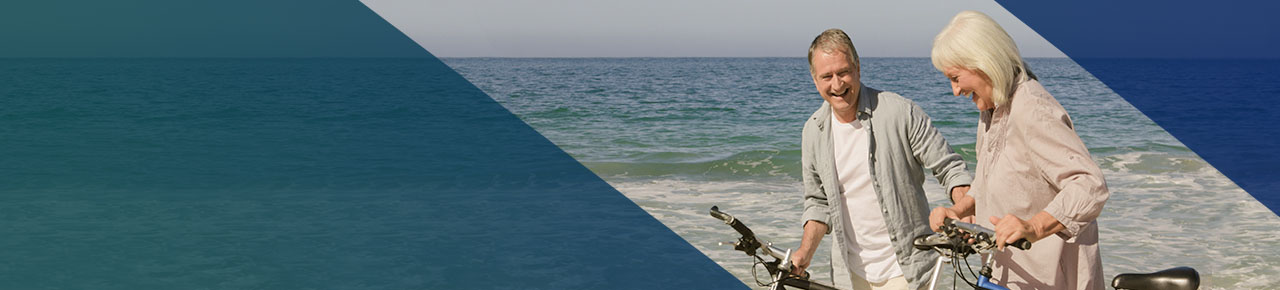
[808,28,860,74]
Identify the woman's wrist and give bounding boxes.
[1029,211,1065,240]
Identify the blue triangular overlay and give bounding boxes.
[0,0,744,288]
[996,1,1280,216]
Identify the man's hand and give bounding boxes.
[929,206,973,232]
[791,220,827,278]
[931,185,976,232]
[790,250,813,278]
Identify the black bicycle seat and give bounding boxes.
[912,233,953,251]
[1111,267,1199,290]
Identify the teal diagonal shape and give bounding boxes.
[0,1,745,288]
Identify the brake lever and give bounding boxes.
[770,248,794,290]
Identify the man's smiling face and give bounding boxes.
[810,50,860,116]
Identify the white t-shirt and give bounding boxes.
[830,112,903,283]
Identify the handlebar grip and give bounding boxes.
[1011,239,1032,250]
[709,206,756,239]
[709,206,732,222]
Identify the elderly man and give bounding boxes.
[790,28,973,290]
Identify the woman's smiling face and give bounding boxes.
[944,66,996,111]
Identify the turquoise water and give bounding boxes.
[0,58,477,288]
[445,57,1280,289]
[1,57,753,289]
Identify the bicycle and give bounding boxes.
[709,206,1200,290]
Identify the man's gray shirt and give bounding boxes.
[800,85,972,289]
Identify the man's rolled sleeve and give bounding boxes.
[800,158,832,234]
[800,123,832,234]
[801,199,830,234]
[905,101,973,197]
[941,170,972,196]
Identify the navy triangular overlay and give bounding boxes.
[996,1,1280,216]
[0,0,745,288]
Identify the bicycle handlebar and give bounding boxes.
[943,218,1032,250]
[710,206,836,290]
[710,206,790,261]
[711,206,757,241]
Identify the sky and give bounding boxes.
[362,0,1066,58]
[0,0,425,57]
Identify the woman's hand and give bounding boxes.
[989,211,1066,250]
[989,214,1036,250]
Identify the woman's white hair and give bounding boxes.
[931,10,1035,107]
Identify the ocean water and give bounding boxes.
[0,58,480,289]
[444,57,1280,289]
[0,58,753,289]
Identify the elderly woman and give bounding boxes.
[926,11,1110,290]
